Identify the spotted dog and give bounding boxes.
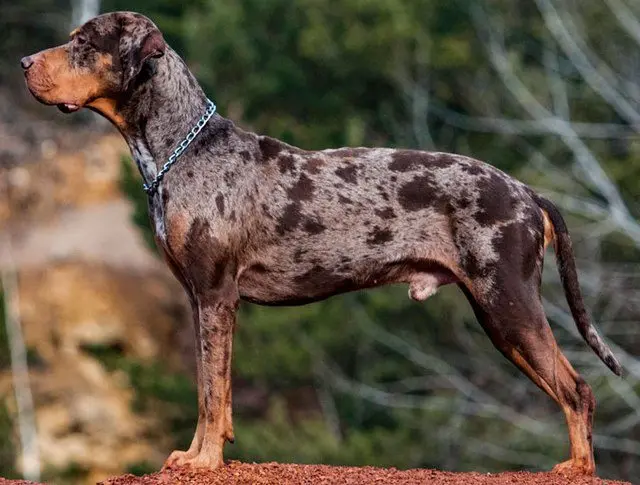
[22,11,622,477]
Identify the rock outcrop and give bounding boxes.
[0,125,193,483]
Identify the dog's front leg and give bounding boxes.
[163,299,206,468]
[186,291,237,469]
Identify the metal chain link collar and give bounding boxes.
[142,98,217,196]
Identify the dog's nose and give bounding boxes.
[20,56,34,70]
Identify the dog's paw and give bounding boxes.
[552,459,595,477]
[163,448,224,470]
[183,452,224,469]
[162,449,199,469]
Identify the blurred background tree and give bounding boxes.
[0,290,18,480]
[1,0,640,482]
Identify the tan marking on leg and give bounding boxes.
[507,347,560,404]
[174,300,235,469]
[552,353,596,476]
[463,281,596,477]
[223,370,234,443]
[162,210,193,263]
[510,345,595,476]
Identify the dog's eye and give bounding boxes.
[75,35,88,45]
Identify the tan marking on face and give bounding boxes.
[542,209,555,250]
[83,54,127,127]
[87,97,126,129]
[25,47,115,108]
[96,53,113,69]
[69,28,80,37]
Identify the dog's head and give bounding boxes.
[21,12,165,121]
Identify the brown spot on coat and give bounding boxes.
[367,226,393,245]
[303,218,326,235]
[461,164,484,175]
[278,155,296,174]
[398,175,448,213]
[389,152,415,172]
[276,203,302,235]
[460,251,490,279]
[215,194,225,215]
[375,207,396,219]
[475,173,514,226]
[261,204,273,220]
[182,218,230,294]
[377,185,389,201]
[293,265,336,285]
[293,248,305,263]
[248,263,268,274]
[287,174,314,202]
[389,150,452,172]
[259,136,283,160]
[304,158,324,174]
[327,148,368,158]
[335,165,358,184]
[224,171,236,187]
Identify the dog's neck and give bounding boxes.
[112,48,231,185]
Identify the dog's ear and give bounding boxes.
[120,20,166,91]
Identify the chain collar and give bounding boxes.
[142,99,217,196]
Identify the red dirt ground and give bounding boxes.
[0,480,39,485]
[96,462,630,485]
[0,463,632,485]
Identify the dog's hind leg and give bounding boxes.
[460,280,596,476]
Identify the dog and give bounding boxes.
[21,11,622,476]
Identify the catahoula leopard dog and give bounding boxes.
[21,11,622,477]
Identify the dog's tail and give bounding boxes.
[534,194,623,376]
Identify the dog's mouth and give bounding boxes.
[25,83,82,114]
[56,103,81,113]
[24,75,83,113]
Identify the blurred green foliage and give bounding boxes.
[125,461,156,477]
[41,463,90,484]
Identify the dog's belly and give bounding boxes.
[237,252,458,306]
[238,266,360,306]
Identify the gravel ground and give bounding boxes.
[97,462,630,485]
